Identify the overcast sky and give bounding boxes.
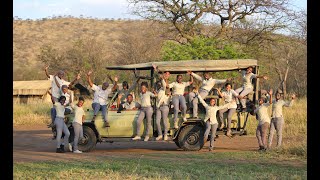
[13,0,307,20]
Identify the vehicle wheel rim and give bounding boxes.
[186,132,199,145]
[80,134,89,145]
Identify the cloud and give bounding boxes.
[79,0,127,6]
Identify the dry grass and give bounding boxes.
[13,102,52,125]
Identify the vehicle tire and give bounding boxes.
[78,126,97,152]
[177,125,205,151]
[174,140,181,148]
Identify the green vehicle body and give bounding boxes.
[51,59,260,152]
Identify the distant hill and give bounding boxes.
[13,18,163,80]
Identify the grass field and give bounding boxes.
[13,98,307,179]
[14,151,306,179]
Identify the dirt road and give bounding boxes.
[13,125,260,163]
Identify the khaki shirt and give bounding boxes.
[54,102,65,118]
[140,91,155,107]
[254,103,271,125]
[122,101,140,110]
[92,84,111,105]
[71,104,85,125]
[168,82,191,95]
[272,99,294,118]
[241,70,257,89]
[221,89,238,109]
[49,75,70,99]
[191,73,226,91]
[198,95,230,125]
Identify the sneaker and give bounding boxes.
[209,147,214,151]
[174,122,179,129]
[258,146,264,151]
[219,123,225,130]
[56,148,64,153]
[132,136,141,140]
[73,150,83,153]
[155,135,162,141]
[183,117,187,122]
[163,135,168,141]
[60,144,65,152]
[105,121,110,127]
[144,136,149,141]
[68,143,73,152]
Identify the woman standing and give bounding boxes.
[53,96,70,153]
[216,83,239,137]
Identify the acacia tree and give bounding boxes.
[128,0,295,42]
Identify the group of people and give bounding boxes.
[45,64,295,152]
[253,89,296,151]
[45,66,86,154]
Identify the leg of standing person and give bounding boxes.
[91,103,101,122]
[62,121,70,151]
[218,108,228,129]
[209,123,218,151]
[73,122,81,152]
[144,107,153,141]
[256,125,263,150]
[179,95,187,121]
[162,105,170,140]
[261,122,269,150]
[155,107,163,140]
[275,117,284,148]
[226,108,236,136]
[172,95,180,128]
[268,118,276,148]
[55,117,64,152]
[132,108,145,140]
[203,121,211,149]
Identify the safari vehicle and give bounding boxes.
[50,59,260,152]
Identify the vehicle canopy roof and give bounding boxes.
[106,59,258,73]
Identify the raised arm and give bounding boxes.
[255,75,268,80]
[284,94,295,107]
[268,89,273,104]
[187,71,193,85]
[69,73,81,88]
[44,65,50,79]
[216,88,223,98]
[190,72,203,81]
[86,71,94,88]
[196,93,208,108]
[112,76,119,92]
[54,75,61,88]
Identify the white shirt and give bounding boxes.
[241,70,257,89]
[254,103,271,125]
[272,99,294,118]
[140,91,155,107]
[122,101,140,110]
[221,89,238,109]
[168,81,191,95]
[192,73,226,91]
[49,75,70,99]
[71,104,85,125]
[54,102,65,118]
[92,84,112,105]
[61,90,73,110]
[156,89,171,108]
[198,95,230,125]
